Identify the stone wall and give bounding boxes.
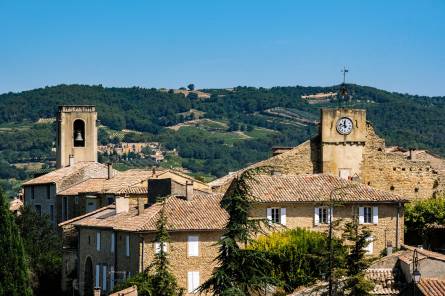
[23,184,57,224]
[141,231,223,295]
[250,202,404,255]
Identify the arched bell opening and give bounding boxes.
[73,119,85,147]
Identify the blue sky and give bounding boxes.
[1,0,444,96]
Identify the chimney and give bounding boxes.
[386,241,393,255]
[69,154,75,166]
[185,180,194,201]
[137,197,144,215]
[115,196,129,214]
[409,148,416,161]
[107,162,113,179]
[94,288,101,296]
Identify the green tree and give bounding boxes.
[0,190,32,296]
[199,168,278,295]
[187,84,195,91]
[251,228,346,293]
[150,200,183,295]
[112,199,182,296]
[15,206,62,296]
[340,220,374,296]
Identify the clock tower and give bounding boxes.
[320,108,367,179]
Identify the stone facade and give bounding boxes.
[56,105,98,168]
[23,183,57,225]
[251,109,444,200]
[250,202,404,255]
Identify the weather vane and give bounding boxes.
[339,66,350,100]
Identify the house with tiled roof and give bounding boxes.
[60,181,225,296]
[61,171,409,296]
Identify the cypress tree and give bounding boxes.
[150,199,182,295]
[199,168,278,295]
[0,190,32,296]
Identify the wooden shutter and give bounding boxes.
[96,232,101,251]
[111,233,115,253]
[188,235,199,257]
[188,271,200,293]
[125,235,130,256]
[102,265,107,291]
[95,264,100,288]
[314,207,320,225]
[359,207,364,224]
[267,208,272,223]
[365,237,374,254]
[373,207,379,224]
[280,208,287,225]
[328,207,333,223]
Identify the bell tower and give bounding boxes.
[320,108,367,179]
[56,105,98,168]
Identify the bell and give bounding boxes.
[75,131,84,142]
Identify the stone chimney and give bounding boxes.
[185,181,194,201]
[137,197,145,215]
[107,162,113,179]
[409,148,416,161]
[115,196,129,214]
[69,154,75,166]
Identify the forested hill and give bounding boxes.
[0,84,444,193]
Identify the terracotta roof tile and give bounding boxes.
[70,191,227,232]
[246,174,407,203]
[23,162,111,192]
[417,278,445,296]
[366,268,400,295]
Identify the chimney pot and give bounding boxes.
[115,196,129,214]
[69,154,75,166]
[137,197,144,215]
[185,181,194,201]
[107,162,113,179]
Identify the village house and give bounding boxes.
[61,172,407,296]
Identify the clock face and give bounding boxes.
[336,117,353,135]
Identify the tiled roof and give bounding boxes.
[57,178,108,195]
[246,174,407,203]
[417,278,445,296]
[22,162,111,192]
[366,269,400,295]
[70,191,227,232]
[401,245,445,263]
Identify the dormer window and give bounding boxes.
[73,119,85,147]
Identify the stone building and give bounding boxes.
[61,173,406,296]
[211,108,445,200]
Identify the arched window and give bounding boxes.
[73,119,85,147]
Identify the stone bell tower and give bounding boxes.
[320,108,367,179]
[56,106,98,168]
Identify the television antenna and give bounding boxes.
[338,67,350,101]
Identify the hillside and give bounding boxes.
[1,84,444,195]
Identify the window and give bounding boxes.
[359,207,378,224]
[314,207,332,225]
[364,207,372,224]
[364,237,374,254]
[46,184,51,199]
[188,235,199,257]
[35,204,42,216]
[73,119,85,147]
[187,271,200,293]
[339,168,351,180]
[111,233,115,253]
[96,232,101,251]
[267,208,286,225]
[125,235,130,257]
[154,242,168,254]
[95,264,100,288]
[31,186,35,199]
[50,205,54,223]
[102,265,107,291]
[107,196,114,205]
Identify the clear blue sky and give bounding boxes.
[1,0,444,96]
